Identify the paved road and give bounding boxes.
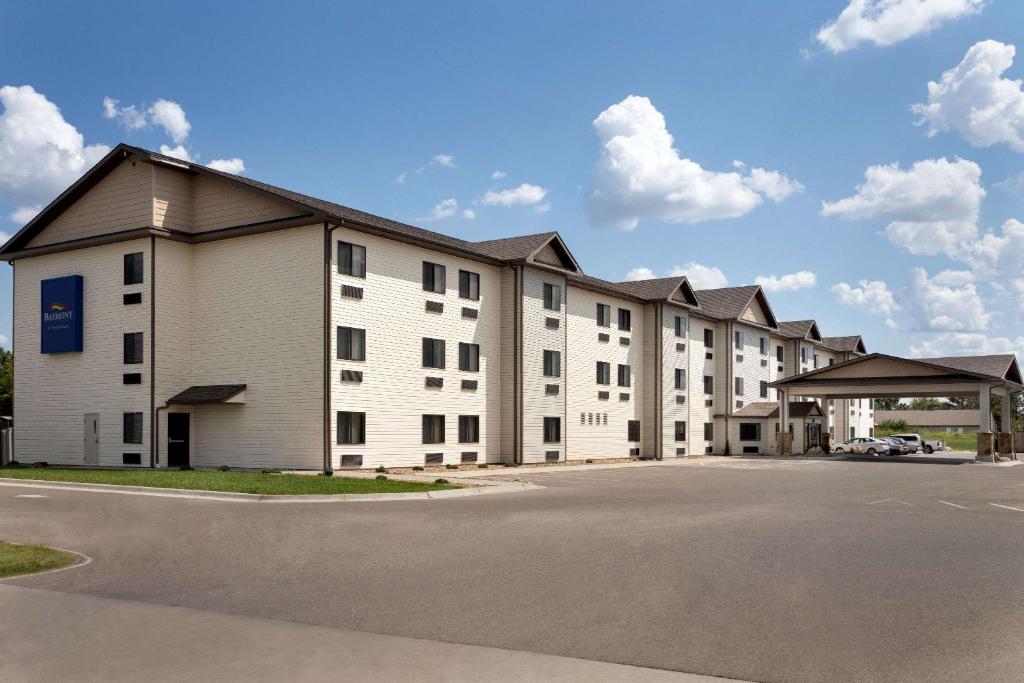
[3,458,1024,682]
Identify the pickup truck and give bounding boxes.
[889,433,944,454]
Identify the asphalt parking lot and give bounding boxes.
[3,457,1024,682]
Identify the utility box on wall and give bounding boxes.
[40,275,84,353]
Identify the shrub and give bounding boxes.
[375,466,387,473]
[218,465,230,472]
[412,466,424,471]
[585,459,594,464]
[878,419,910,434]
[261,468,281,474]
[178,465,192,471]
[502,462,518,468]
[376,474,387,480]
[4,461,19,467]
[478,464,489,469]
[434,478,449,484]
[445,464,458,470]
[320,471,333,477]
[32,461,49,468]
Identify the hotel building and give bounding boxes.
[2,145,873,470]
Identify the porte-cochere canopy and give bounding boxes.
[770,353,1022,400]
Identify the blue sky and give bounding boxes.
[1,1,1023,357]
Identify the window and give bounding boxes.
[759,380,768,398]
[422,261,446,293]
[123,292,142,305]
[674,368,686,390]
[829,358,835,366]
[813,354,819,369]
[675,421,687,442]
[337,411,365,444]
[458,415,479,443]
[596,303,611,327]
[850,426,856,440]
[735,377,744,396]
[776,345,784,362]
[675,316,687,338]
[735,330,743,350]
[703,375,714,395]
[123,332,144,364]
[123,412,143,444]
[543,350,561,377]
[422,415,445,444]
[627,420,640,442]
[422,338,445,369]
[596,361,611,385]
[543,283,561,311]
[458,343,480,372]
[704,329,714,348]
[122,453,141,465]
[544,417,561,443]
[704,422,714,441]
[739,423,761,441]
[459,270,480,300]
[337,241,366,278]
[617,364,631,387]
[759,337,768,355]
[123,373,142,385]
[124,252,144,285]
[618,308,631,331]
[801,347,808,363]
[337,327,365,361]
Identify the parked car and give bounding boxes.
[832,437,893,455]
[882,437,910,456]
[890,433,943,454]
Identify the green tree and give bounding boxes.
[873,397,901,410]
[0,348,11,416]
[909,397,942,411]
[943,396,979,409]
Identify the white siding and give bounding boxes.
[153,239,195,465]
[329,230,502,468]
[189,225,323,469]
[725,322,774,455]
[14,239,152,465]
[688,317,717,455]
[565,285,644,461]
[521,267,566,463]
[662,306,690,458]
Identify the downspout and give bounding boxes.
[323,221,341,474]
[149,236,156,467]
[517,265,524,464]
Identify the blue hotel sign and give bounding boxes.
[41,275,84,353]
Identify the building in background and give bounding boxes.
[875,410,980,433]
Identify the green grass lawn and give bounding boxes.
[0,467,456,495]
[0,541,77,578]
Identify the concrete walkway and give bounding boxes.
[0,585,735,682]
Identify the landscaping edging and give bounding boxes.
[0,542,92,581]
[0,478,539,502]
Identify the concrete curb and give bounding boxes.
[0,478,541,503]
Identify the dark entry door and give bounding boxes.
[805,423,822,451]
[167,414,190,468]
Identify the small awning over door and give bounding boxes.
[166,385,247,405]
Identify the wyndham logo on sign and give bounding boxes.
[41,275,84,353]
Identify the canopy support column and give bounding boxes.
[999,391,1016,460]
[978,383,995,462]
[776,390,792,455]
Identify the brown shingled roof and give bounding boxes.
[777,320,821,341]
[821,335,867,353]
[716,401,824,419]
[692,285,779,329]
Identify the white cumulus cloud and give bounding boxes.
[755,271,817,292]
[9,205,40,224]
[0,333,8,349]
[481,183,548,207]
[462,209,476,220]
[424,198,458,220]
[432,154,455,168]
[901,267,990,331]
[159,145,194,162]
[104,96,191,143]
[821,157,984,257]
[832,279,900,317]
[816,0,986,53]
[0,85,110,207]
[207,158,245,174]
[624,261,729,290]
[587,96,802,230]
[909,332,1024,358]
[913,40,1024,152]
[491,170,506,180]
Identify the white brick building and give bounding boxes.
[2,144,870,470]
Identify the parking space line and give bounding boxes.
[938,500,972,510]
[990,503,1024,512]
[867,498,914,506]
